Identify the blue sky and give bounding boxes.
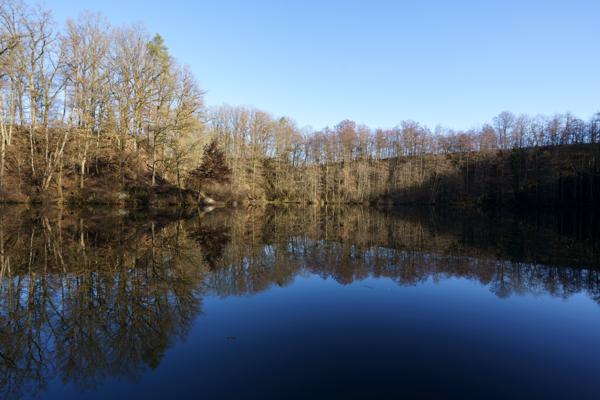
[44,0,600,130]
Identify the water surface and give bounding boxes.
[1,206,599,399]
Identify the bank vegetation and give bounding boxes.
[1,0,599,208]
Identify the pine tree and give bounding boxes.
[187,139,231,190]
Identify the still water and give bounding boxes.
[0,206,599,399]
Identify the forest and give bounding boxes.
[1,0,599,207]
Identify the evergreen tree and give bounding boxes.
[187,139,231,190]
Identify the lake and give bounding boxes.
[1,205,599,399]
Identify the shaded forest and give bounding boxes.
[210,109,600,207]
[1,205,600,398]
[1,0,599,208]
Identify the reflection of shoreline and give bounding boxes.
[204,241,600,301]
[0,205,599,399]
[0,209,206,400]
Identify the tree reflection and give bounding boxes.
[0,208,205,399]
[198,206,600,300]
[0,205,599,398]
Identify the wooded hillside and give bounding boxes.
[0,1,205,204]
[1,0,598,208]
[205,106,600,207]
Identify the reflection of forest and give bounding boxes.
[0,207,205,399]
[204,205,599,298]
[1,205,599,399]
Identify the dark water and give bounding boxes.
[1,206,599,399]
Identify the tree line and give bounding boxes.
[1,0,599,206]
[210,106,600,167]
[0,0,204,201]
[206,106,600,205]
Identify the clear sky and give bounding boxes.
[44,0,600,130]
